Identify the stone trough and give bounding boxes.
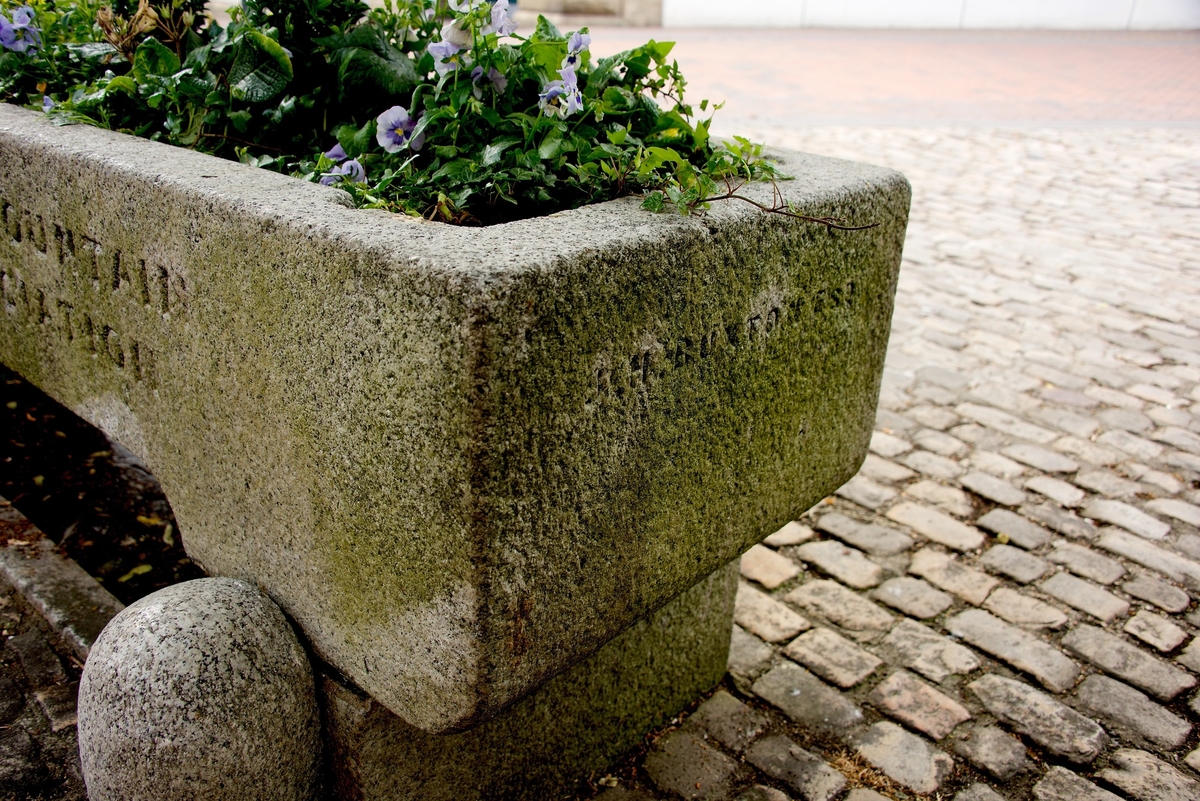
[0,104,909,798]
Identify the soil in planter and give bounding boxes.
[1,364,203,606]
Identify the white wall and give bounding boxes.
[661,0,1200,28]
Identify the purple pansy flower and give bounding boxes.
[42,95,53,112]
[488,0,517,36]
[375,105,425,153]
[1,5,42,54]
[541,65,585,118]
[324,143,348,162]
[428,40,468,77]
[562,30,590,69]
[440,19,472,48]
[319,159,366,186]
[470,65,507,98]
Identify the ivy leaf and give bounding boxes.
[482,137,520,167]
[229,30,294,103]
[132,39,181,82]
[318,23,419,100]
[66,42,120,63]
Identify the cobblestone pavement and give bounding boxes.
[592,127,1200,800]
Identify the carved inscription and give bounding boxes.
[593,279,857,400]
[1,194,186,385]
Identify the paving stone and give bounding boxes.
[1054,436,1125,467]
[729,625,776,683]
[644,727,740,801]
[983,587,1069,630]
[954,784,1005,801]
[1097,429,1164,461]
[905,481,975,517]
[1097,528,1200,588]
[764,521,816,548]
[1188,748,1200,774]
[1127,465,1186,496]
[0,727,46,794]
[741,545,802,590]
[1152,427,1200,455]
[794,541,885,589]
[1032,766,1123,801]
[1175,637,1200,673]
[744,735,845,801]
[1046,542,1126,585]
[1147,406,1194,428]
[1083,499,1172,541]
[5,630,67,689]
[687,690,771,754]
[976,509,1052,549]
[1123,573,1191,613]
[906,405,961,431]
[0,676,24,725]
[870,431,913,459]
[1124,610,1187,653]
[947,610,1080,692]
[1002,443,1080,473]
[912,429,970,458]
[858,454,916,485]
[844,790,889,801]
[1025,475,1086,507]
[1021,503,1098,540]
[1098,408,1154,433]
[956,403,1057,444]
[1097,748,1200,801]
[854,721,953,793]
[918,366,970,390]
[1074,674,1192,750]
[870,577,954,619]
[882,618,980,682]
[981,545,1050,584]
[961,472,1027,507]
[784,580,895,636]
[1040,572,1130,623]
[967,674,1107,763]
[900,449,965,480]
[887,503,984,551]
[814,513,914,556]
[751,662,863,738]
[1146,498,1200,527]
[35,682,78,733]
[735,583,811,643]
[952,724,1033,780]
[1062,624,1196,700]
[836,476,898,511]
[969,450,1027,479]
[869,670,971,740]
[784,628,883,688]
[910,549,998,605]
[734,786,789,801]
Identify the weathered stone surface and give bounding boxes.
[1025,475,1086,507]
[0,106,909,731]
[728,625,775,684]
[1097,528,1200,588]
[1097,748,1200,801]
[764,521,815,548]
[887,503,984,551]
[35,682,78,732]
[976,508,1052,549]
[687,690,770,753]
[968,674,1107,763]
[836,476,898,510]
[1062,624,1196,700]
[751,662,863,738]
[815,513,913,555]
[952,724,1032,780]
[1175,637,1200,672]
[1123,573,1190,613]
[1002,443,1079,473]
[869,670,970,739]
[983,587,1068,630]
[870,431,912,459]
[1146,498,1200,528]
[881,619,980,682]
[77,578,321,801]
[909,549,998,605]
[323,563,737,801]
[859,454,916,484]
[784,627,883,688]
[1084,500,1171,541]
[735,583,811,643]
[1124,610,1187,653]
[855,721,953,793]
[954,785,1004,801]
[947,610,1080,692]
[740,544,801,589]
[735,786,789,801]
[905,480,975,517]
[961,471,1027,506]
[844,790,890,801]
[1074,675,1192,750]
[981,545,1049,584]
[902,449,965,480]
[1046,543,1126,585]
[1022,503,1098,540]
[956,403,1056,443]
[1033,767,1123,801]
[784,580,895,635]
[1039,573,1130,624]
[644,728,740,800]
[5,629,66,689]
[795,541,885,589]
[871,577,954,619]
[745,735,845,801]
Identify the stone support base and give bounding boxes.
[321,561,738,800]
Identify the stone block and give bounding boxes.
[686,689,770,753]
[1124,610,1186,652]
[751,662,863,738]
[854,721,953,793]
[961,471,1027,507]
[735,582,810,643]
[947,610,1080,692]
[794,540,885,588]
[980,544,1049,584]
[815,513,913,555]
[1046,542,1125,585]
[784,580,895,635]
[0,105,908,731]
[975,508,1051,549]
[1122,573,1190,613]
[1097,749,1200,801]
[728,625,775,685]
[983,587,1067,630]
[869,670,970,739]
[1062,624,1196,700]
[967,674,1107,763]
[1074,675,1192,750]
[880,619,979,682]
[909,549,997,605]
[1039,573,1130,624]
[740,544,800,589]
[784,627,883,688]
[1032,767,1122,801]
[871,576,953,619]
[1083,500,1171,541]
[323,562,736,800]
[951,724,1032,780]
[644,728,741,800]
[744,735,845,801]
[886,503,984,551]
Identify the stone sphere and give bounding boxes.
[78,578,321,801]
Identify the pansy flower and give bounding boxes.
[470,65,508,99]
[429,40,469,77]
[487,0,518,37]
[375,105,425,153]
[0,5,42,54]
[562,30,590,70]
[320,159,366,186]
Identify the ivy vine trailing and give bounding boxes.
[1,0,874,227]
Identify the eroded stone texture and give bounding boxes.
[881,619,980,682]
[952,725,1032,780]
[948,610,1080,692]
[0,106,908,731]
[1097,748,1200,801]
[77,579,321,801]
[968,674,1107,763]
[744,735,846,801]
[855,721,953,793]
[751,662,863,738]
[1062,625,1196,700]
[1033,766,1123,801]
[1074,675,1192,750]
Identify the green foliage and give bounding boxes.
[1,0,790,225]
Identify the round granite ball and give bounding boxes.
[77,578,321,801]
